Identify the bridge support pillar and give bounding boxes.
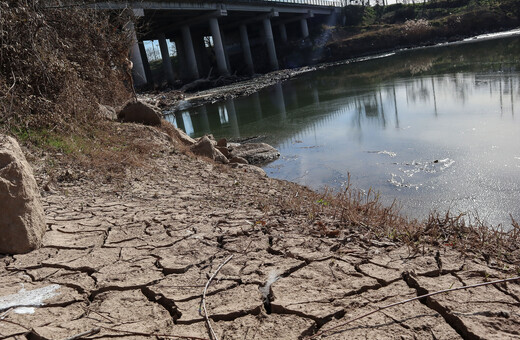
[262,18,279,71]
[127,22,147,87]
[194,34,211,77]
[279,23,288,43]
[158,33,176,85]
[174,37,188,80]
[138,41,153,86]
[300,18,309,39]
[239,24,254,75]
[181,25,199,80]
[209,17,230,77]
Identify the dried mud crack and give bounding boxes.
[1,124,519,340]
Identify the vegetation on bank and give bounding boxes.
[0,1,132,146]
[323,0,520,61]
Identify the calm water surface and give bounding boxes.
[166,35,520,226]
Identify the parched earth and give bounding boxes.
[1,125,519,340]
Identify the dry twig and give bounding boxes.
[61,327,100,340]
[0,308,13,320]
[308,276,520,339]
[202,255,234,340]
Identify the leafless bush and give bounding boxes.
[0,0,132,133]
[402,18,432,39]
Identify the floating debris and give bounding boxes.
[388,173,421,190]
[367,150,397,157]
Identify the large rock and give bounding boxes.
[190,136,229,164]
[0,135,45,254]
[117,100,162,126]
[229,143,280,165]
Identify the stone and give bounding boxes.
[171,127,196,146]
[117,100,162,126]
[0,135,46,254]
[229,143,280,165]
[97,103,117,121]
[190,136,229,164]
[216,138,227,147]
[230,163,267,177]
[229,156,248,164]
[216,145,230,158]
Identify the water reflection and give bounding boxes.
[165,35,520,225]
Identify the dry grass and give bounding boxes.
[0,0,132,134]
[275,176,520,267]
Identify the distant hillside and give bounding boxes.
[325,0,520,61]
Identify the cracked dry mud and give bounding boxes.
[1,126,519,340]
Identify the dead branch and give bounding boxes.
[308,275,520,339]
[61,327,100,340]
[202,254,234,340]
[0,308,12,320]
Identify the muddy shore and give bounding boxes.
[1,122,519,340]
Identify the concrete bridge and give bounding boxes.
[95,1,344,86]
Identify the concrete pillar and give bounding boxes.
[193,34,210,77]
[220,28,232,73]
[174,37,188,80]
[239,24,254,75]
[279,23,288,43]
[138,41,153,86]
[262,18,279,71]
[181,25,199,80]
[127,22,147,86]
[209,17,230,77]
[300,18,309,39]
[158,33,175,85]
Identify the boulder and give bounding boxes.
[0,135,46,254]
[171,127,196,146]
[216,138,227,147]
[215,146,230,158]
[229,156,248,164]
[190,136,229,164]
[230,163,267,177]
[117,100,162,126]
[229,143,280,165]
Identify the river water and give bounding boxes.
[166,33,520,226]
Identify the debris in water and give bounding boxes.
[367,150,397,157]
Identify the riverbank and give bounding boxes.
[1,122,519,339]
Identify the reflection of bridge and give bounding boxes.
[95,1,343,86]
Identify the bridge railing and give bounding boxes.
[209,0,345,7]
[264,0,345,7]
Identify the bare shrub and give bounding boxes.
[0,0,132,134]
[402,18,432,39]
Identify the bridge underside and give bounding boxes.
[96,1,342,86]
